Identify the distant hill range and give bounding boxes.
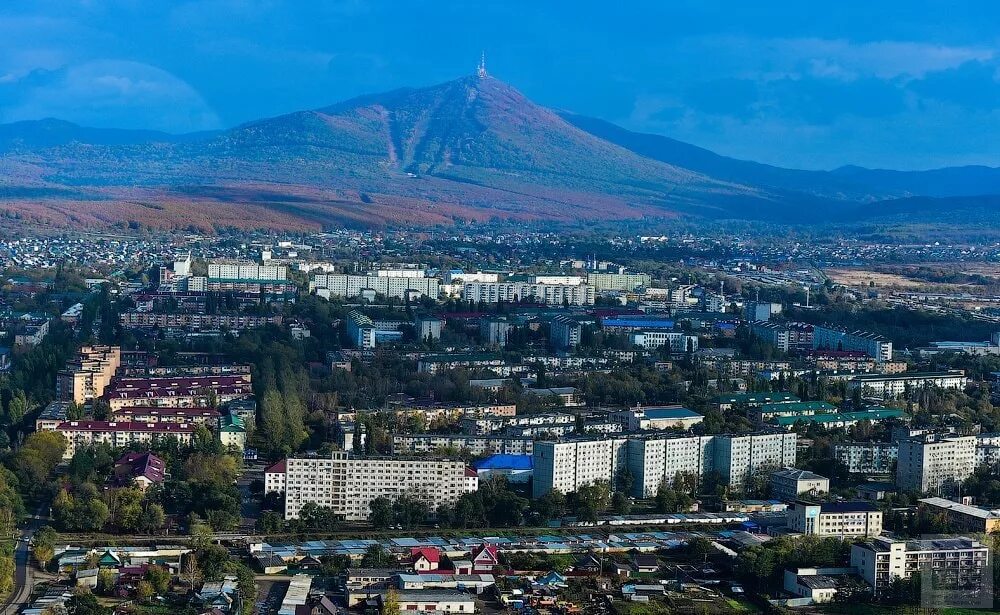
[2,74,999,231]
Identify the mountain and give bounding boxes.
[0,74,997,231]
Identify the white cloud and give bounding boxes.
[1,60,222,132]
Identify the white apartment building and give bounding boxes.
[713,432,797,490]
[812,325,893,362]
[463,281,595,306]
[532,438,627,498]
[629,331,699,353]
[586,272,651,292]
[833,441,898,475]
[264,460,286,494]
[535,430,796,498]
[45,421,195,459]
[209,262,287,281]
[896,433,977,493]
[787,501,883,537]
[626,435,714,498]
[770,468,829,501]
[311,273,440,301]
[392,434,534,456]
[851,536,989,593]
[276,453,477,520]
[848,371,968,399]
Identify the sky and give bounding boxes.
[1,1,999,170]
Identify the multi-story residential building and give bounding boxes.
[848,371,968,398]
[264,460,286,494]
[463,281,595,306]
[626,435,714,498]
[274,453,477,520]
[712,360,793,379]
[44,421,196,458]
[480,317,512,346]
[218,414,247,450]
[770,468,829,501]
[310,273,440,301]
[717,392,799,411]
[119,312,282,331]
[535,430,796,498]
[812,325,893,362]
[346,311,376,349]
[460,412,575,437]
[550,315,583,350]
[744,301,783,322]
[917,497,1000,533]
[749,321,813,352]
[896,433,977,493]
[56,345,121,404]
[109,407,221,425]
[787,500,883,537]
[851,536,989,594]
[392,434,534,456]
[104,375,252,410]
[629,331,698,353]
[771,407,907,431]
[416,353,510,375]
[611,406,704,431]
[833,441,899,475]
[586,272,651,292]
[532,438,627,498]
[713,431,797,490]
[750,401,837,423]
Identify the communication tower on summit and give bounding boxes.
[477,51,487,78]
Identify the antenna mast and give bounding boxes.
[477,51,488,79]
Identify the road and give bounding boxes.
[2,509,47,615]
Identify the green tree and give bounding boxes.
[369,497,394,530]
[360,545,396,569]
[68,589,110,615]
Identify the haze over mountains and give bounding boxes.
[1,74,999,231]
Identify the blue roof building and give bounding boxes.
[473,454,532,483]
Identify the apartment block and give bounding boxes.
[532,438,627,498]
[626,435,714,498]
[550,315,583,350]
[586,272,651,292]
[392,434,534,456]
[848,371,967,399]
[44,420,196,458]
[812,325,893,362]
[629,331,698,353]
[56,345,121,404]
[713,431,797,490]
[276,453,477,520]
[896,433,977,493]
[104,375,252,410]
[120,312,282,331]
[311,273,439,301]
[833,441,899,475]
[463,281,595,306]
[851,536,989,594]
[770,468,829,501]
[787,500,883,537]
[917,497,1000,533]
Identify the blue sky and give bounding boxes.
[1,1,998,170]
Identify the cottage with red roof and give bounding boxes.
[470,544,499,573]
[409,547,440,572]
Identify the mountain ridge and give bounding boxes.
[0,74,998,231]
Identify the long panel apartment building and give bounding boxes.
[310,273,440,301]
[534,431,796,498]
[834,441,899,475]
[120,312,282,331]
[43,420,196,458]
[848,371,967,398]
[392,434,534,456]
[272,453,477,520]
[104,375,252,410]
[812,325,893,362]
[463,281,595,306]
